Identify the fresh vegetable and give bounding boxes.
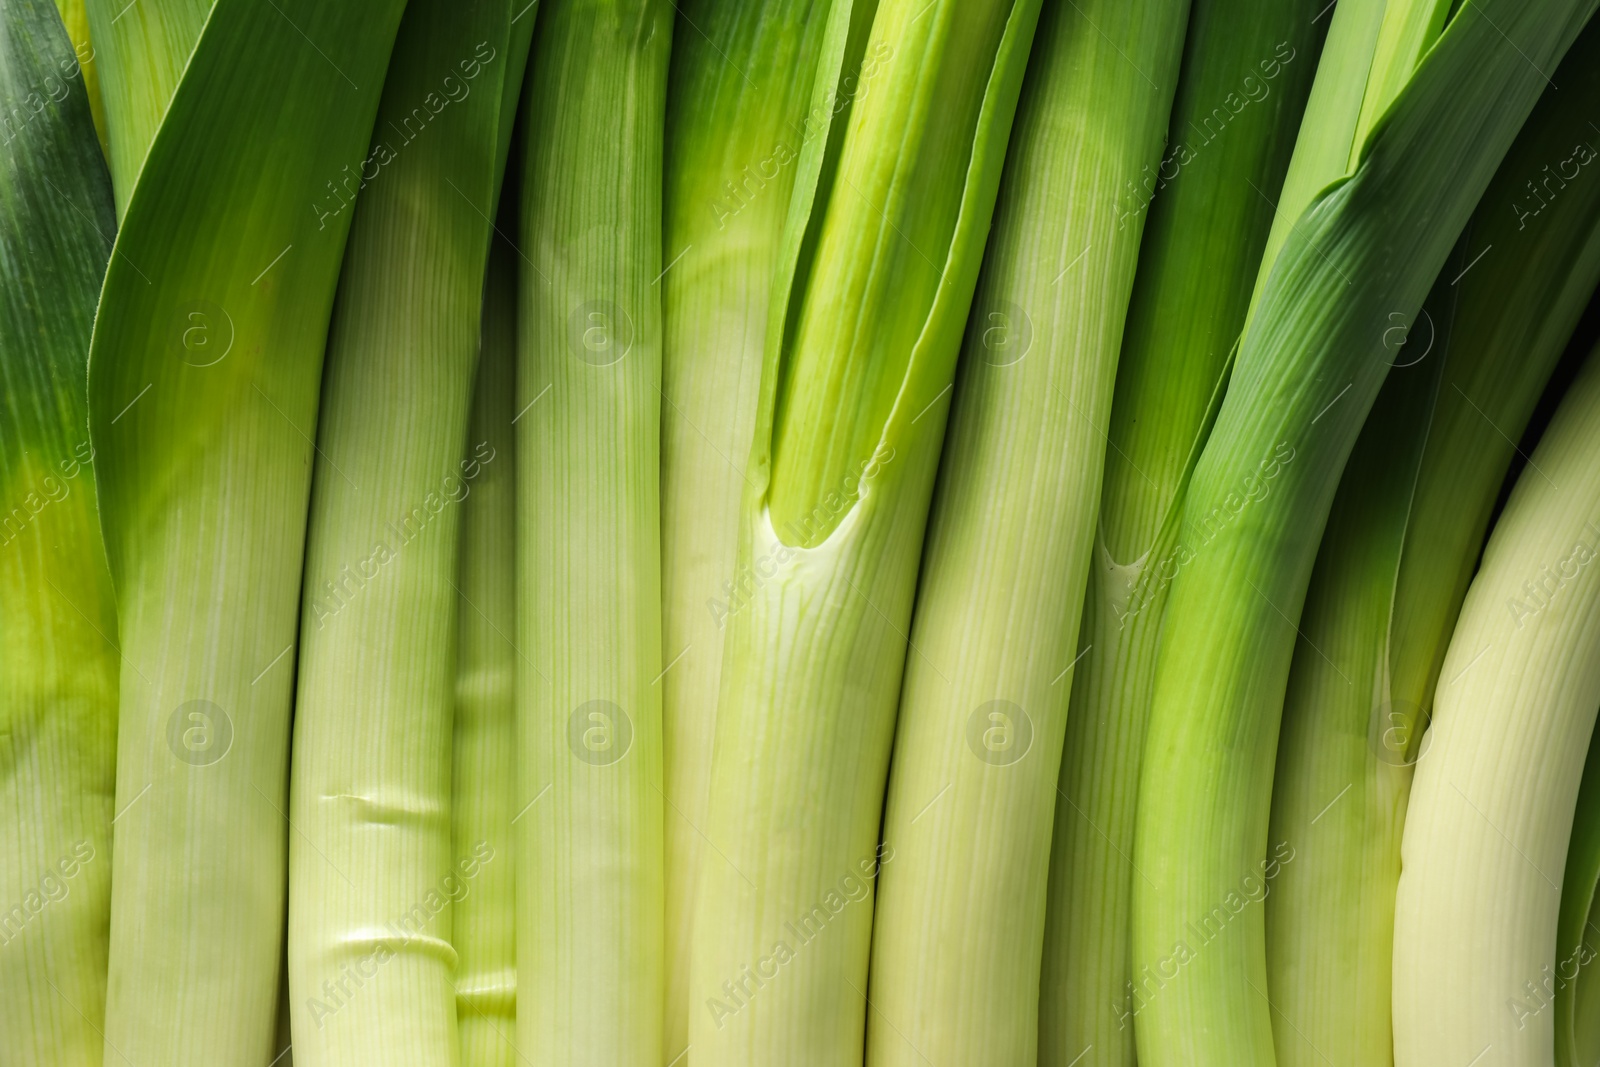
[659,3,832,1055]
[0,1,116,1062]
[1394,342,1600,1066]
[865,0,1188,1063]
[1558,715,1600,1067]
[84,0,408,1060]
[1266,21,1600,1063]
[1039,1,1323,1062]
[686,0,1045,1062]
[452,231,520,1066]
[285,0,533,1062]
[513,1,672,1062]
[1131,1,1598,1064]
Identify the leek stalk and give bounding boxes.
[686,0,1044,1062]
[452,233,520,1065]
[659,4,832,1056]
[1557,712,1600,1067]
[286,0,533,1061]
[1040,0,1323,1062]
[864,0,1188,1063]
[1393,344,1600,1066]
[1265,22,1600,1064]
[84,0,408,1060]
[0,1,116,1062]
[513,1,672,1061]
[1130,1,1598,1063]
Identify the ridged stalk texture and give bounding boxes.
[513,2,671,1062]
[659,4,832,1057]
[286,0,533,1062]
[83,0,408,1061]
[452,234,519,1065]
[0,1,116,1062]
[864,1,1188,1064]
[1265,23,1600,1066]
[685,0,1044,1063]
[1129,1,1599,1064]
[1557,717,1600,1067]
[43,0,104,154]
[1039,1,1323,1062]
[1245,0,1453,323]
[1393,345,1600,1066]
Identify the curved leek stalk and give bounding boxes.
[84,0,408,1061]
[514,1,672,1062]
[1393,344,1600,1066]
[1245,0,1453,323]
[453,234,520,1066]
[1040,1,1323,1062]
[286,0,533,1062]
[1557,716,1600,1067]
[659,4,833,1055]
[0,1,116,1063]
[1130,1,1598,1064]
[864,0,1188,1063]
[686,0,1044,1063]
[1265,22,1600,1065]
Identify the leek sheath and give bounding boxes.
[0,1,116,1062]
[286,0,533,1062]
[1040,1,1322,1062]
[1557,716,1600,1067]
[453,233,520,1065]
[85,0,408,1061]
[1265,23,1600,1064]
[687,0,1044,1062]
[1394,344,1600,1066]
[659,4,832,1055]
[514,1,672,1062]
[1131,2,1598,1064]
[865,1,1187,1063]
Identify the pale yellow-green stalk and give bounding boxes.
[84,0,408,1061]
[863,0,1187,1063]
[286,0,532,1062]
[514,1,672,1062]
[659,3,833,1056]
[1394,344,1600,1066]
[686,0,1044,1062]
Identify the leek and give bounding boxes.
[84,0,408,1060]
[1130,1,1598,1063]
[452,233,520,1065]
[864,0,1187,1063]
[44,0,103,154]
[659,4,832,1056]
[1265,21,1600,1064]
[513,1,672,1061]
[1393,343,1600,1066]
[686,0,1044,1062]
[1245,0,1453,323]
[1039,0,1324,1062]
[1557,712,1600,1067]
[286,0,533,1061]
[0,1,116,1063]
